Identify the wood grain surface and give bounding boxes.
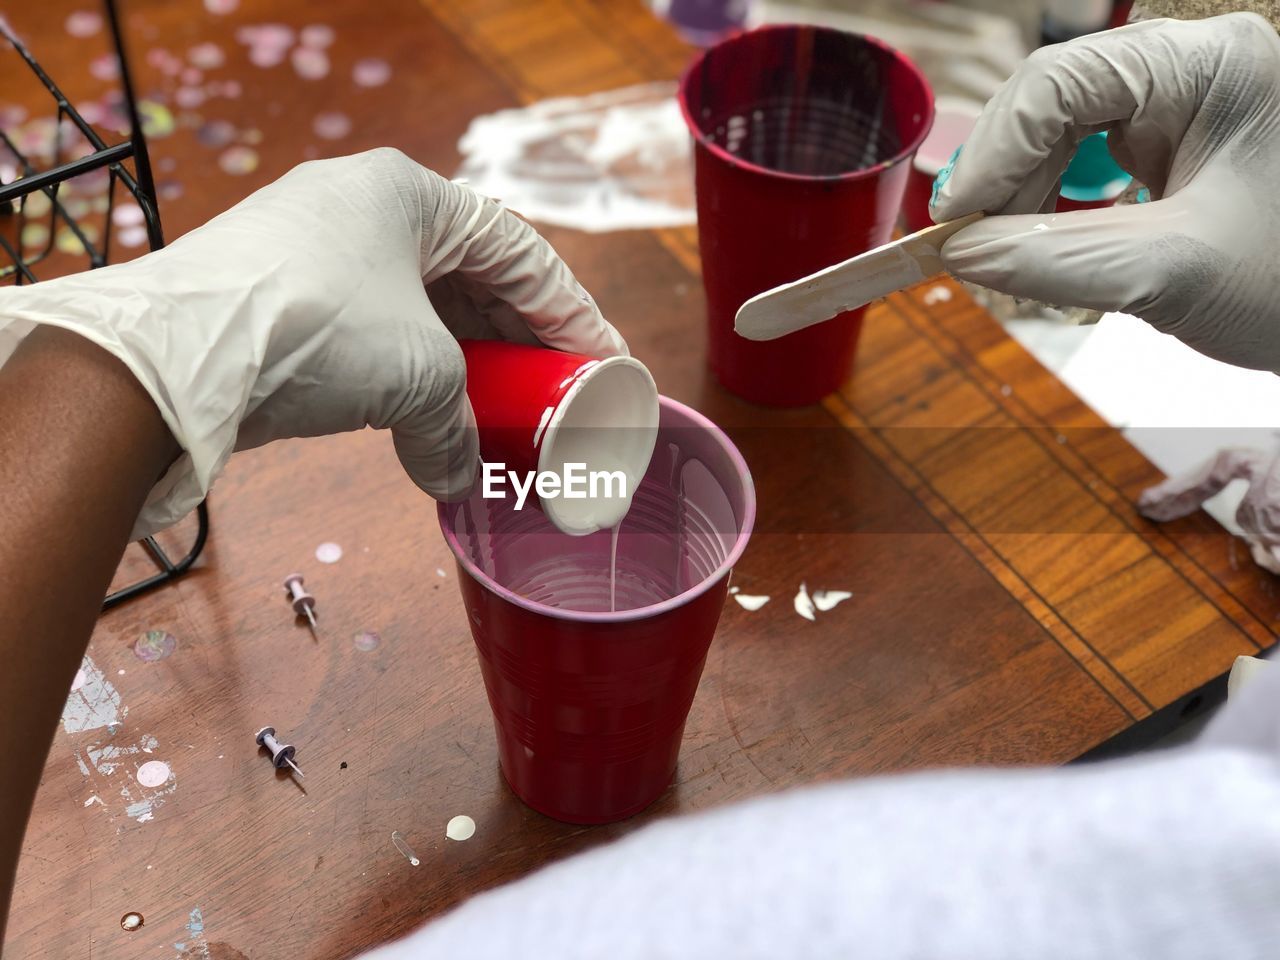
[4,1,1275,957]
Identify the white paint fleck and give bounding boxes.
[922,285,952,305]
[137,760,171,788]
[733,594,770,612]
[446,814,476,841]
[436,568,447,578]
[728,585,739,594]
[117,669,126,676]
[315,541,343,563]
[61,657,126,733]
[794,583,816,622]
[813,590,853,612]
[84,795,102,807]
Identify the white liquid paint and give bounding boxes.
[923,284,953,305]
[609,524,620,613]
[793,583,816,622]
[734,594,770,612]
[446,814,477,842]
[812,590,853,612]
[454,82,695,232]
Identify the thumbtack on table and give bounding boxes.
[256,726,305,779]
[282,572,318,639]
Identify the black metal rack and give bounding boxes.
[0,0,209,609]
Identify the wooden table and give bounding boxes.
[6,1,1276,957]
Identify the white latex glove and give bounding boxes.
[931,13,1280,372]
[0,148,626,538]
[1138,447,1280,573]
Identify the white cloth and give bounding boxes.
[361,667,1280,959]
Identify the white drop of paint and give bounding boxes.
[733,594,770,612]
[922,285,952,305]
[446,814,476,841]
[315,541,343,563]
[136,760,171,788]
[435,568,447,578]
[794,583,816,622]
[812,590,853,612]
[728,585,739,594]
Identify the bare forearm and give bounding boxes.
[0,325,176,946]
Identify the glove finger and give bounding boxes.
[940,197,1183,316]
[388,328,480,501]
[931,18,1204,222]
[421,175,629,358]
[425,273,543,347]
[1137,448,1265,521]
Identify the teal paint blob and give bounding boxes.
[1060,132,1132,203]
[930,145,964,207]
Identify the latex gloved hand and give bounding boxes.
[1138,448,1280,574]
[0,148,626,538]
[931,13,1280,372]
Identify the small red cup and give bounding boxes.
[460,340,658,536]
[678,24,934,407]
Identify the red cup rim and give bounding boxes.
[676,23,936,185]
[438,397,757,624]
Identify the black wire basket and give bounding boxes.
[0,0,209,609]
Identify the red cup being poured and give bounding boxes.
[459,339,659,536]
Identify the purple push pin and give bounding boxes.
[282,573,318,639]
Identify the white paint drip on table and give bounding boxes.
[62,656,126,733]
[446,814,476,841]
[454,82,695,232]
[733,594,770,611]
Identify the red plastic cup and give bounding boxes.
[439,397,755,824]
[901,98,980,233]
[678,25,934,406]
[460,339,658,536]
